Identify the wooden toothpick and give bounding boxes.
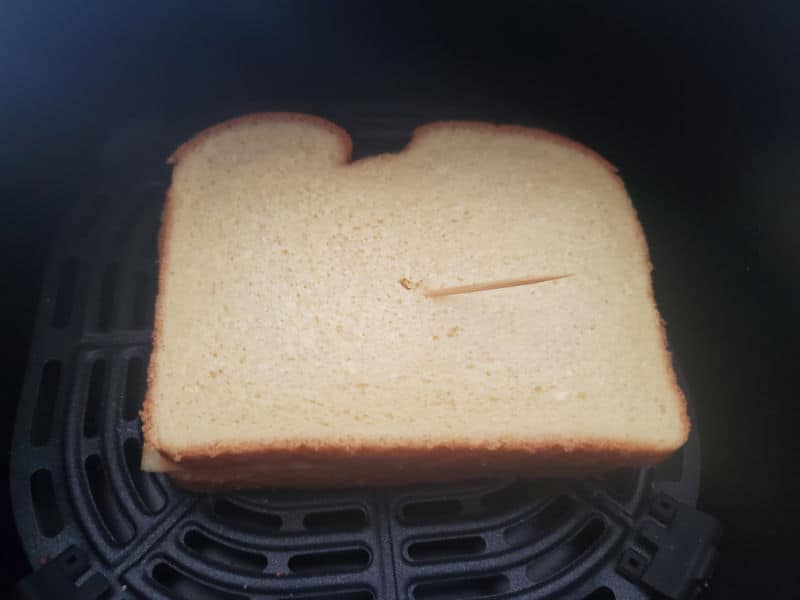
[422,274,571,298]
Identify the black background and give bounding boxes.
[2,1,798,597]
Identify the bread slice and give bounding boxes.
[141,113,689,489]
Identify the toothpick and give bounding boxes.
[422,274,572,298]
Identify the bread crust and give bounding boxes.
[166,445,670,490]
[626,205,692,439]
[407,121,620,174]
[141,113,690,485]
[139,186,171,452]
[144,439,673,490]
[167,111,353,165]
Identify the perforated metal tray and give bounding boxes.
[10,116,720,600]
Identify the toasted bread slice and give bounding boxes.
[141,113,689,489]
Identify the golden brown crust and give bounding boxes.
[143,112,689,485]
[167,112,353,165]
[161,443,672,490]
[407,121,620,175]
[158,438,675,477]
[348,120,620,179]
[139,186,174,449]
[624,202,691,444]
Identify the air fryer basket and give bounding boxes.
[10,115,720,600]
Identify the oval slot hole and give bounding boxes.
[526,517,607,584]
[413,574,509,600]
[288,548,370,575]
[213,499,282,533]
[30,469,63,537]
[303,508,367,532]
[97,263,117,331]
[151,562,247,600]
[124,438,165,514]
[278,592,374,600]
[402,499,463,523]
[504,495,576,547]
[52,257,78,328]
[85,454,134,545]
[481,481,542,514]
[30,360,61,446]
[183,529,267,572]
[407,536,486,562]
[84,359,107,437]
[123,357,145,420]
[584,586,616,600]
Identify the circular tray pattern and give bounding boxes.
[11,130,705,600]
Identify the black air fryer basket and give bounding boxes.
[9,115,720,600]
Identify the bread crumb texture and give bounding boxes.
[143,113,689,480]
